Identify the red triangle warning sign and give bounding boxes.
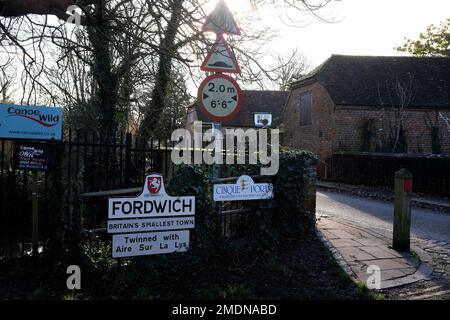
[201,35,241,74]
[202,0,241,35]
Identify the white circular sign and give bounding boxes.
[197,74,243,122]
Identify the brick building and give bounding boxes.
[282,55,450,177]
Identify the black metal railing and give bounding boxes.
[0,131,173,260]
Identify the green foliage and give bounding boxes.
[328,258,352,284]
[398,19,450,57]
[371,292,386,300]
[356,281,385,300]
[264,258,294,277]
[198,287,221,300]
[63,292,79,301]
[356,281,369,295]
[270,149,318,238]
[30,288,47,300]
[81,236,117,271]
[320,292,337,300]
[212,149,318,252]
[132,287,153,300]
[218,284,253,300]
[168,165,219,256]
[197,284,253,300]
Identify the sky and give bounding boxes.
[219,0,450,68]
[3,0,450,100]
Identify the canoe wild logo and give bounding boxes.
[19,146,44,159]
[6,107,60,128]
[147,176,162,194]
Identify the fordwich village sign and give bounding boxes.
[108,174,195,258]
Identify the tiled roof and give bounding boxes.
[292,55,450,108]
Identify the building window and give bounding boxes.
[299,91,312,126]
[254,113,273,127]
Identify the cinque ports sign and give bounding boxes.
[0,104,63,141]
[213,175,274,202]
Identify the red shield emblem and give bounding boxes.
[147,177,162,194]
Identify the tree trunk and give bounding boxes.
[87,0,118,134]
[139,0,183,141]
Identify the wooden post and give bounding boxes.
[393,168,412,252]
[31,171,39,256]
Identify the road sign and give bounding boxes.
[112,230,190,258]
[0,104,63,141]
[201,35,240,74]
[197,74,243,122]
[213,175,274,202]
[108,174,195,220]
[202,0,241,35]
[107,174,195,258]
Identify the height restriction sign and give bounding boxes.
[198,74,243,122]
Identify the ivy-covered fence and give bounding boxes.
[166,149,319,253]
[74,149,318,295]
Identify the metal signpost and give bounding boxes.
[108,174,195,258]
[198,1,276,215]
[198,0,243,182]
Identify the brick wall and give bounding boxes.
[334,107,450,155]
[282,82,337,176]
[282,82,450,177]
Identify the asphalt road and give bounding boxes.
[317,190,450,243]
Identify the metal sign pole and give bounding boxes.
[212,122,223,237]
[31,171,39,256]
[212,122,222,181]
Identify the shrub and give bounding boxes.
[270,149,318,238]
[167,165,219,257]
